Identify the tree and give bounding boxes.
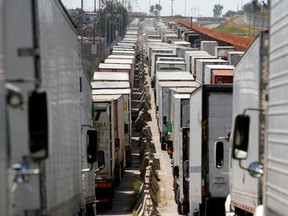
[213,4,223,17]
[155,4,162,12]
[150,5,155,15]
[223,10,237,18]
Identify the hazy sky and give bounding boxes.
[61,0,251,17]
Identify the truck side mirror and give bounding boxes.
[163,116,167,125]
[87,130,97,164]
[28,91,48,160]
[215,141,224,169]
[115,138,120,150]
[232,115,250,160]
[173,166,179,179]
[97,150,105,169]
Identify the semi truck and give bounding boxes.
[3,1,102,215]
[91,78,132,168]
[92,94,126,210]
[225,31,269,216]
[157,81,200,150]
[169,91,194,215]
[189,85,232,216]
[195,59,229,83]
[204,65,235,84]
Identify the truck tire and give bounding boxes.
[177,200,183,215]
[161,136,166,150]
[107,200,113,210]
[85,203,96,216]
[114,166,121,186]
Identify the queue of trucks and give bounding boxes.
[1,1,104,215]
[143,18,237,216]
[0,0,141,215]
[2,1,288,215]
[92,21,141,210]
[145,1,288,215]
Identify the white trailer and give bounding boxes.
[92,87,132,167]
[191,55,217,78]
[92,94,126,209]
[214,46,235,60]
[204,65,235,84]
[155,72,194,109]
[184,51,209,74]
[264,2,288,214]
[227,51,244,66]
[200,41,218,56]
[4,1,98,215]
[93,72,129,82]
[189,85,232,216]
[169,90,195,215]
[0,17,8,214]
[195,59,229,83]
[172,40,191,47]
[156,61,186,72]
[151,53,177,78]
[158,81,200,151]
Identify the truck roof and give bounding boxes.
[205,65,235,70]
[93,72,129,81]
[107,55,135,60]
[173,94,191,99]
[104,59,133,64]
[98,63,131,70]
[170,87,198,94]
[159,81,200,88]
[91,82,130,89]
[156,71,194,80]
[212,69,234,76]
[92,89,131,95]
[197,59,228,63]
[92,94,122,101]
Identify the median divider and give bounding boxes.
[134,125,160,216]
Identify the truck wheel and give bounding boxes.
[115,167,121,186]
[85,203,96,216]
[161,136,166,150]
[107,200,113,210]
[177,201,183,215]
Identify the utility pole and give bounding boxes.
[171,0,175,16]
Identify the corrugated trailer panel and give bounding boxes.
[267,0,288,215]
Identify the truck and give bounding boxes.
[168,90,195,215]
[189,85,233,216]
[0,22,8,214]
[191,55,217,79]
[232,1,288,216]
[195,59,229,83]
[91,78,132,168]
[157,81,200,150]
[98,63,133,86]
[200,41,219,56]
[184,51,210,74]
[151,53,178,78]
[204,65,235,84]
[3,1,102,215]
[225,31,269,216]
[92,94,126,210]
[214,46,235,60]
[227,51,243,66]
[155,71,195,149]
